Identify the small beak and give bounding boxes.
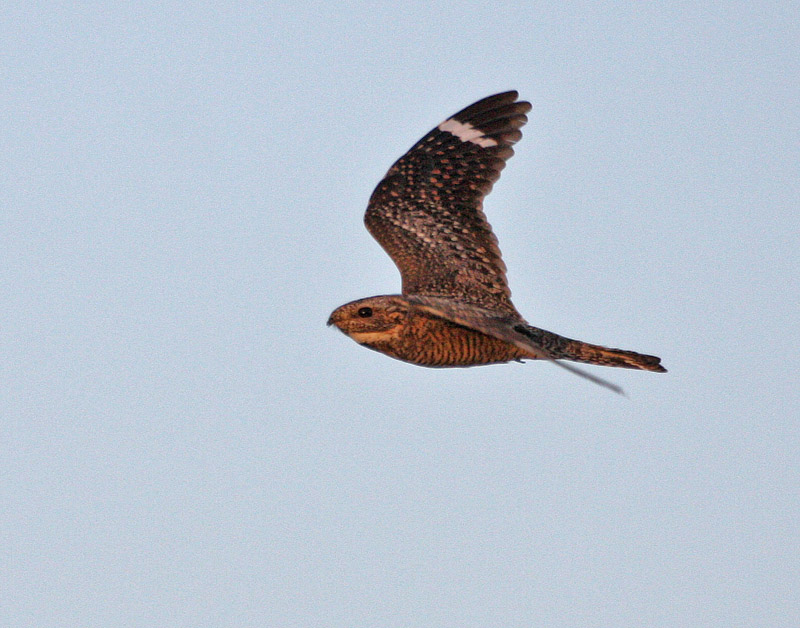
[326,315,334,327]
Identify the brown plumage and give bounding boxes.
[328,92,666,393]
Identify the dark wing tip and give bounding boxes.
[443,92,532,149]
[452,91,531,118]
[451,91,525,120]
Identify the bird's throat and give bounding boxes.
[348,329,401,346]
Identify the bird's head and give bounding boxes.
[327,295,409,344]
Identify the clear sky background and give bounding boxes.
[4,2,799,627]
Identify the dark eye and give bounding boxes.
[357,306,373,318]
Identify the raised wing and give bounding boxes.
[365,91,531,316]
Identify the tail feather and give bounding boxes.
[519,326,667,373]
[562,340,666,372]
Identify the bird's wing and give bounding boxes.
[365,91,531,316]
[408,295,625,395]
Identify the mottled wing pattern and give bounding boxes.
[365,91,532,315]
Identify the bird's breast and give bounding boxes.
[376,312,528,367]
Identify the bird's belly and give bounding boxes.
[386,314,527,367]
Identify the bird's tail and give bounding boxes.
[520,326,666,372]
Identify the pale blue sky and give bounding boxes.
[4,2,799,627]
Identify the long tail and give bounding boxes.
[520,326,667,373]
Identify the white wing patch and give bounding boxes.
[438,118,498,148]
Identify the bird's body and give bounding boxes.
[328,91,666,391]
[329,295,665,372]
[329,295,527,367]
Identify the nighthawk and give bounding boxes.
[328,91,665,393]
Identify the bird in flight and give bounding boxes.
[328,91,666,393]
